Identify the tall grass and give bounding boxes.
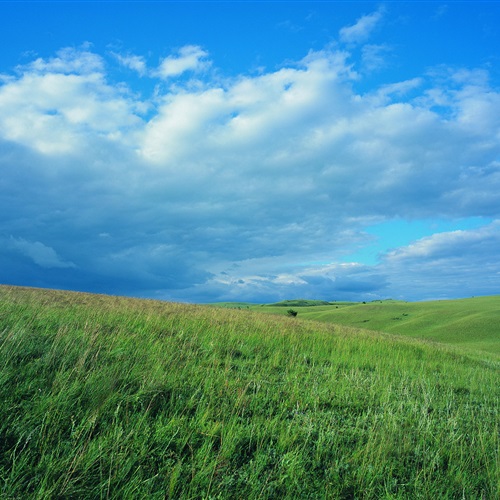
[0,286,498,498]
[257,296,500,359]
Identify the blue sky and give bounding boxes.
[1,1,500,302]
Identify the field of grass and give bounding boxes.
[246,296,500,360]
[1,285,499,498]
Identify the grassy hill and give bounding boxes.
[242,296,500,359]
[265,299,333,307]
[1,285,499,498]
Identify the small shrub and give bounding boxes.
[287,309,298,317]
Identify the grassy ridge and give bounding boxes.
[1,286,499,498]
[246,296,500,358]
[298,297,500,358]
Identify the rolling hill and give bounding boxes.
[237,296,500,359]
[1,285,498,498]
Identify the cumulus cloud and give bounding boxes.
[156,45,210,79]
[1,39,500,301]
[22,46,104,75]
[339,10,384,45]
[379,222,500,300]
[0,48,144,154]
[386,224,500,261]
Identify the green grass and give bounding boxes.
[206,302,257,309]
[1,285,499,498]
[243,296,500,359]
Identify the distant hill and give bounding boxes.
[297,296,500,358]
[251,296,500,359]
[265,299,333,307]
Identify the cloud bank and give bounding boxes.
[1,27,500,301]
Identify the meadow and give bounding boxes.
[0,285,499,498]
[248,296,500,360]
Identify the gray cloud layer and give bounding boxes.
[1,39,500,301]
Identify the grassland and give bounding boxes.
[249,296,500,360]
[1,285,499,498]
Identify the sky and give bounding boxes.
[1,1,500,303]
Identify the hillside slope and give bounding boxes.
[298,296,500,357]
[246,296,500,358]
[1,285,498,498]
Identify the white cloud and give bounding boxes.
[156,45,210,79]
[339,10,383,45]
[112,52,147,76]
[378,222,500,300]
[140,87,227,163]
[376,78,423,101]
[0,49,144,154]
[23,46,104,75]
[141,48,356,164]
[8,237,75,269]
[386,222,500,261]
